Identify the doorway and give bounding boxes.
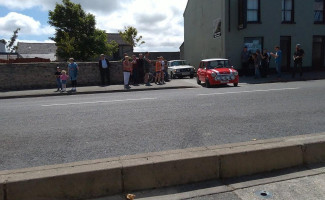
[280,36,291,72]
[312,36,325,70]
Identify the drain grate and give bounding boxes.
[255,190,272,198]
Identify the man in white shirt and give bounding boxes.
[98,54,111,86]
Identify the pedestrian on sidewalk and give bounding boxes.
[252,53,260,79]
[68,58,79,92]
[261,49,269,78]
[241,46,250,76]
[60,70,68,92]
[292,44,305,78]
[155,56,162,84]
[54,66,62,92]
[144,52,152,86]
[270,46,282,78]
[131,55,139,85]
[98,54,110,86]
[161,56,166,84]
[123,56,132,89]
[137,54,145,84]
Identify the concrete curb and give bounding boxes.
[0,85,197,100]
[1,133,325,200]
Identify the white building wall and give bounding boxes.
[184,0,226,69]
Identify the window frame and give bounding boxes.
[314,0,325,24]
[246,0,261,24]
[282,0,295,24]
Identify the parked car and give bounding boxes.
[196,58,239,87]
[167,60,195,79]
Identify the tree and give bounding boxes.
[6,28,20,53]
[48,0,117,61]
[118,26,145,48]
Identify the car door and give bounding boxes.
[197,62,203,81]
[199,62,207,82]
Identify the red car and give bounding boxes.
[197,58,239,87]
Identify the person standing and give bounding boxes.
[292,44,305,78]
[131,55,139,85]
[144,52,152,86]
[123,56,132,89]
[270,46,282,78]
[155,56,162,84]
[54,66,62,92]
[68,58,79,92]
[137,54,145,84]
[252,53,260,79]
[161,56,166,84]
[60,70,68,92]
[261,49,269,78]
[241,46,250,76]
[98,54,110,86]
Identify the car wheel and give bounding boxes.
[190,74,194,79]
[205,78,211,88]
[234,82,238,87]
[196,76,201,85]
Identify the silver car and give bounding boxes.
[167,60,195,79]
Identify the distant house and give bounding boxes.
[17,42,57,61]
[107,33,133,61]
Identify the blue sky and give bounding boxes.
[0,0,187,52]
[0,6,50,41]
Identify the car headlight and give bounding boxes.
[233,71,238,76]
[211,72,216,78]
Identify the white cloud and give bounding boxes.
[0,12,55,36]
[0,0,188,52]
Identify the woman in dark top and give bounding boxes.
[261,49,269,78]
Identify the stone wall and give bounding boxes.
[0,62,127,91]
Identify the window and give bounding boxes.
[244,37,263,54]
[315,0,325,23]
[247,0,260,23]
[282,0,294,23]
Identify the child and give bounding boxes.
[54,67,62,92]
[60,70,68,92]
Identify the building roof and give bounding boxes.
[107,33,130,46]
[17,42,57,54]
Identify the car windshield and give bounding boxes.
[171,61,186,66]
[207,60,229,69]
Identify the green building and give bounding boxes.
[184,0,325,73]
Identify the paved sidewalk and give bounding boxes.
[239,70,325,84]
[0,79,199,99]
[1,70,325,99]
[92,164,325,200]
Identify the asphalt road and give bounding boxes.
[1,79,325,171]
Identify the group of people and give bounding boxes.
[101,52,167,90]
[54,58,79,92]
[241,44,304,79]
[55,52,168,92]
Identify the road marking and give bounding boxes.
[42,98,157,107]
[197,87,300,96]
